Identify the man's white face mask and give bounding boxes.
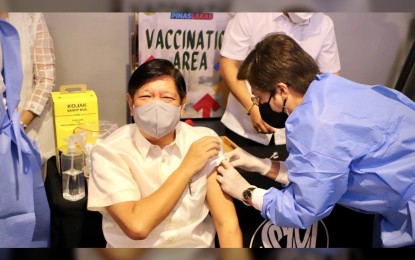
[287,12,313,24]
[133,100,181,139]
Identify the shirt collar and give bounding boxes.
[133,122,185,158]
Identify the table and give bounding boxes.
[44,156,106,248]
[235,145,375,248]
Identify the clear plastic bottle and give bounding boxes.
[61,134,85,201]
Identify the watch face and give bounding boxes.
[243,189,252,202]
[243,187,256,205]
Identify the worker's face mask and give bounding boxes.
[258,91,288,129]
[133,100,181,139]
[287,12,313,24]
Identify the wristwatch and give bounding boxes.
[242,186,257,206]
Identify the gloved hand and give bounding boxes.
[217,159,251,202]
[225,147,272,176]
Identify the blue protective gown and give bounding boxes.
[261,73,415,248]
[0,19,50,247]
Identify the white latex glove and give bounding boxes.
[225,147,272,176]
[275,161,289,185]
[217,159,251,202]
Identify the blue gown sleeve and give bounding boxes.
[260,75,384,229]
[262,149,350,228]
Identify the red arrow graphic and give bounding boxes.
[145,55,155,62]
[193,94,220,118]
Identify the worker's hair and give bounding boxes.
[238,33,320,94]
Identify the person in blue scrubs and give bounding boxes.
[0,18,50,247]
[216,32,415,248]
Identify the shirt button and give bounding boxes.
[168,238,174,243]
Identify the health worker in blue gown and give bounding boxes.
[0,18,50,247]
[216,32,415,248]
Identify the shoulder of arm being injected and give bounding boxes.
[206,167,243,248]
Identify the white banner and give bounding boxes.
[138,12,233,118]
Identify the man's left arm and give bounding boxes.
[206,168,243,248]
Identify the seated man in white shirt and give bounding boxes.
[87,58,242,248]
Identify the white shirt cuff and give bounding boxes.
[252,188,267,211]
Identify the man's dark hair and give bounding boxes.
[238,33,320,94]
[128,59,187,102]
